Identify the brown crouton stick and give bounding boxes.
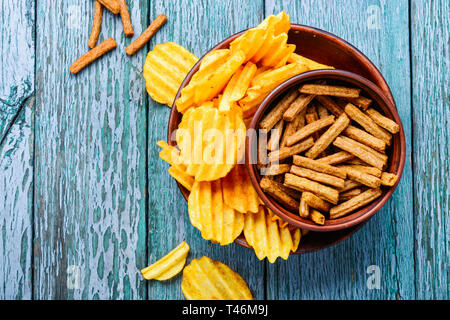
[125,14,167,55]
[88,1,103,49]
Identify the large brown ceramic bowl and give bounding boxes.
[168,24,400,253]
[246,69,406,232]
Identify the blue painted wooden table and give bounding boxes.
[0,0,448,300]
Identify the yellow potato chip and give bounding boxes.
[157,140,182,166]
[239,62,309,118]
[222,164,261,214]
[259,11,291,36]
[219,61,257,112]
[181,256,253,300]
[199,49,231,71]
[176,103,246,181]
[229,27,266,62]
[270,210,289,228]
[250,66,274,85]
[143,42,198,107]
[176,49,231,113]
[243,206,301,263]
[273,44,297,69]
[141,241,190,281]
[291,226,301,253]
[188,180,244,245]
[288,52,335,70]
[193,50,246,105]
[168,165,194,191]
[157,141,194,190]
[229,11,289,63]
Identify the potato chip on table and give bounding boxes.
[181,256,253,300]
[141,241,190,280]
[143,42,198,107]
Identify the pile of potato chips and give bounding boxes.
[146,11,334,262]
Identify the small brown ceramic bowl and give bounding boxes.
[168,24,401,253]
[246,69,406,232]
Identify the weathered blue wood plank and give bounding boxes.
[0,0,35,300]
[0,0,35,142]
[0,98,34,299]
[411,0,449,300]
[33,0,148,299]
[146,0,266,300]
[265,0,415,299]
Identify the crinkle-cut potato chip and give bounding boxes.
[157,141,194,190]
[288,52,335,71]
[188,180,244,245]
[254,31,294,68]
[176,49,231,114]
[143,42,198,107]
[199,49,231,71]
[157,140,183,166]
[273,44,297,69]
[291,226,301,253]
[193,50,246,105]
[229,11,290,63]
[168,165,194,191]
[229,27,266,63]
[239,62,309,118]
[222,164,261,214]
[219,62,257,112]
[176,103,246,181]
[259,11,291,36]
[181,256,253,300]
[244,206,301,263]
[141,241,190,281]
[269,210,289,228]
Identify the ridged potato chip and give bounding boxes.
[176,103,246,181]
[269,210,289,228]
[143,42,198,107]
[288,52,334,71]
[188,180,244,245]
[176,49,231,113]
[230,12,291,63]
[157,141,194,191]
[239,62,309,118]
[243,206,301,263]
[141,241,190,281]
[168,165,194,191]
[193,50,246,105]
[181,256,253,300]
[219,62,257,112]
[259,11,291,36]
[176,49,247,113]
[157,140,182,166]
[222,164,261,214]
[229,27,266,63]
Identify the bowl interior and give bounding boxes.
[247,70,406,232]
[168,24,400,253]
